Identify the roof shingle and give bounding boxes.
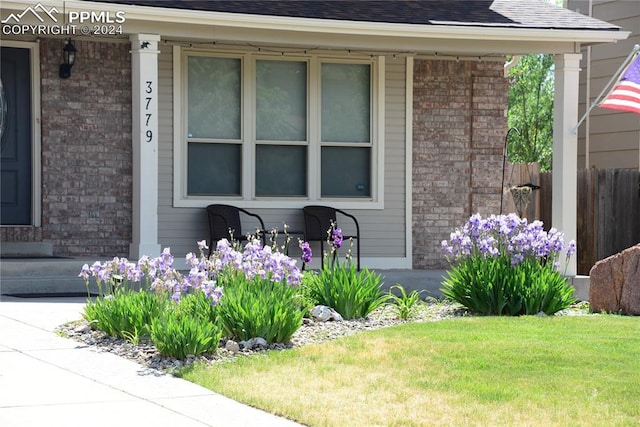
[94,0,619,31]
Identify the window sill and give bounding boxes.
[172,197,384,210]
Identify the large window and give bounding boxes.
[176,48,384,208]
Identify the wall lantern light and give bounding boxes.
[59,39,77,79]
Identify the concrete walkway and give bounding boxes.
[0,295,303,427]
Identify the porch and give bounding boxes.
[0,257,590,302]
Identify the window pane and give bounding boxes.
[321,63,370,143]
[188,56,241,139]
[256,60,307,141]
[256,145,307,196]
[188,143,241,195]
[321,147,370,197]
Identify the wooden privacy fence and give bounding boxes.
[506,166,640,275]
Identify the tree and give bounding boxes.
[507,53,555,171]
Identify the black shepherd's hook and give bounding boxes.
[500,127,521,215]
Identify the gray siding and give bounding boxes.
[158,45,205,255]
[570,0,640,169]
[157,46,407,263]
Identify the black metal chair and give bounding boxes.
[303,205,360,270]
[206,204,266,255]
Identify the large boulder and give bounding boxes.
[589,244,640,315]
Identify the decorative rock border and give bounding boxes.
[57,300,592,375]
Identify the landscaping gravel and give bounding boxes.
[56,300,591,375]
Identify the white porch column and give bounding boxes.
[552,53,582,276]
[129,34,161,259]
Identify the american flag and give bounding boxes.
[600,54,640,114]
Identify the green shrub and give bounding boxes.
[297,272,321,316]
[442,256,575,315]
[441,214,577,316]
[80,235,305,357]
[150,298,222,359]
[387,284,424,320]
[304,264,387,320]
[177,290,221,324]
[83,289,167,342]
[217,274,304,343]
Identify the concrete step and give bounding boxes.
[571,275,590,302]
[0,259,589,301]
[376,269,446,298]
[0,258,96,296]
[1,242,53,257]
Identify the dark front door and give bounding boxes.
[1,47,32,225]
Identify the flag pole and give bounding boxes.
[572,44,640,134]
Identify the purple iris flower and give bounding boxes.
[300,241,312,264]
[331,227,343,249]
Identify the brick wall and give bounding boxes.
[39,38,132,257]
[0,227,43,243]
[412,59,507,268]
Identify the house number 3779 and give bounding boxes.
[145,80,153,143]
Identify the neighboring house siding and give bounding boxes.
[412,59,507,269]
[570,0,640,169]
[0,39,133,257]
[157,47,407,262]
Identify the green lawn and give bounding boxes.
[181,315,640,426]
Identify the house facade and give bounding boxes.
[567,0,640,169]
[0,0,628,274]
